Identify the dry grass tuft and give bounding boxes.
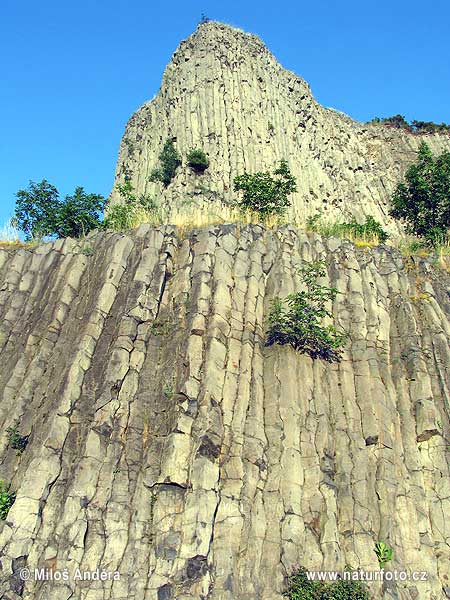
[165,205,285,239]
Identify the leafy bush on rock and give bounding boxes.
[187,148,209,172]
[233,160,296,217]
[390,142,450,246]
[149,139,182,187]
[284,567,370,600]
[266,261,347,362]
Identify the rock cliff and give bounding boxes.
[0,225,449,599]
[111,21,450,231]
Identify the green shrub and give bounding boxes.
[266,261,347,362]
[233,160,297,217]
[371,114,410,130]
[411,120,450,134]
[347,216,388,242]
[149,139,182,187]
[390,142,450,246]
[187,148,209,173]
[103,181,158,231]
[14,180,105,240]
[0,481,15,520]
[6,426,28,455]
[103,204,137,230]
[284,567,370,600]
[368,115,450,135]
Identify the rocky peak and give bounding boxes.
[111,22,450,231]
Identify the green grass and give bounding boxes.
[284,567,370,600]
[306,214,388,246]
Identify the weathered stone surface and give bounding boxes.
[0,225,449,599]
[110,21,450,233]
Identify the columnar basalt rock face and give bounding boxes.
[111,21,450,231]
[0,226,449,599]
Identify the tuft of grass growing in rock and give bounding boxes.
[397,236,450,272]
[163,376,175,400]
[306,213,388,246]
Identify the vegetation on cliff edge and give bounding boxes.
[368,114,450,135]
[390,142,450,246]
[14,180,105,240]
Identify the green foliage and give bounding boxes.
[80,245,95,256]
[370,114,410,130]
[163,376,175,400]
[114,179,156,211]
[149,139,182,187]
[266,261,348,362]
[284,567,370,600]
[374,542,393,568]
[53,187,106,238]
[14,180,105,240]
[233,160,297,217]
[187,148,209,173]
[150,319,176,336]
[14,180,60,240]
[369,115,450,134]
[346,215,388,242]
[390,142,450,246]
[0,480,15,520]
[6,426,28,455]
[411,120,450,134]
[103,204,137,230]
[307,214,389,244]
[103,180,158,231]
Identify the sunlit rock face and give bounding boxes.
[111,21,450,232]
[0,226,449,599]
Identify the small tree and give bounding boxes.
[390,142,450,245]
[149,139,182,187]
[14,180,105,240]
[266,261,347,362]
[187,148,209,173]
[54,187,106,238]
[14,180,60,240]
[233,160,297,217]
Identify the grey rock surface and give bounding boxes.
[0,225,449,599]
[110,21,450,232]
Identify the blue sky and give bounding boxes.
[1,0,449,226]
